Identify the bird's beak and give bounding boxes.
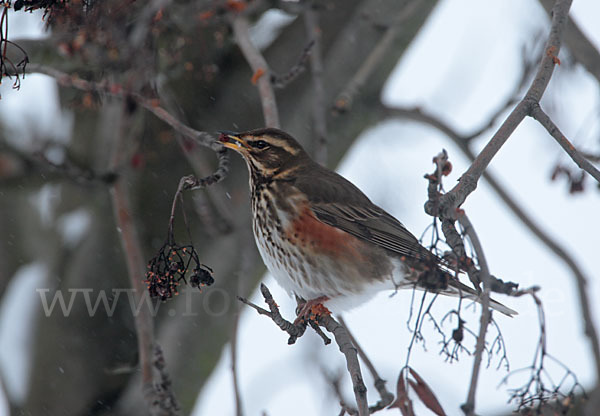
[218,131,250,152]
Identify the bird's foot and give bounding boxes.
[294,296,330,325]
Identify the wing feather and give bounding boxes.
[292,168,434,263]
[289,168,516,316]
[310,204,434,262]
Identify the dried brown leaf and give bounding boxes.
[388,371,415,416]
[407,368,447,416]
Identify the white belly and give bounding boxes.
[251,196,408,311]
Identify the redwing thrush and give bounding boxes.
[220,128,515,317]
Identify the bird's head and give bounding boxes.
[219,128,309,179]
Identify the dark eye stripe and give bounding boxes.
[251,140,269,149]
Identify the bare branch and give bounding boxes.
[463,51,538,142]
[270,40,314,90]
[111,161,157,414]
[303,4,328,164]
[16,63,217,148]
[237,284,308,345]
[316,314,369,416]
[230,15,280,128]
[18,64,232,236]
[333,1,420,114]
[437,0,572,220]
[231,313,243,416]
[177,148,230,191]
[338,316,394,413]
[424,150,482,290]
[421,148,496,414]
[537,0,600,84]
[231,247,254,416]
[238,285,368,415]
[0,140,118,185]
[579,152,600,163]
[531,104,600,183]
[151,345,180,415]
[502,288,586,413]
[385,102,600,391]
[458,213,492,416]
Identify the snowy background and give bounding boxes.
[1,0,599,415]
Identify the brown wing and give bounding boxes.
[291,165,517,316]
[292,166,435,263]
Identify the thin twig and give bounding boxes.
[16,63,216,148]
[0,140,118,185]
[531,104,600,183]
[230,15,280,128]
[270,40,314,89]
[424,150,483,290]
[12,66,232,211]
[579,152,600,163]
[237,283,308,344]
[502,287,585,413]
[176,149,230,192]
[421,148,502,414]
[463,52,537,142]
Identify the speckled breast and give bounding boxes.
[250,182,395,301]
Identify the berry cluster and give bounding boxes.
[145,242,214,301]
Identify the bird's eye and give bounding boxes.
[252,140,269,149]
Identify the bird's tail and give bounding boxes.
[440,279,517,317]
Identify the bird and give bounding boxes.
[219,127,516,319]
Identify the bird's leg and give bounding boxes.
[294,295,330,325]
